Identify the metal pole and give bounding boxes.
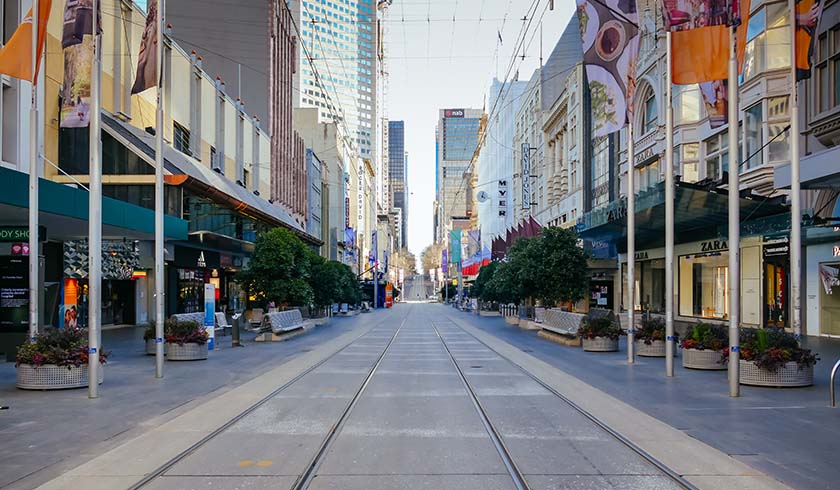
[727,27,740,397]
[665,31,675,377]
[88,0,103,399]
[789,0,802,341]
[28,0,40,342]
[154,0,166,378]
[627,122,635,364]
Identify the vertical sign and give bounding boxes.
[522,143,531,210]
[442,249,449,274]
[498,179,507,217]
[429,268,435,282]
[204,283,216,350]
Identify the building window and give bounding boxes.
[674,85,701,124]
[679,252,729,319]
[767,96,790,162]
[681,143,700,183]
[743,2,790,80]
[173,121,190,156]
[744,102,764,170]
[814,26,840,115]
[704,132,727,181]
[642,89,657,134]
[638,160,660,191]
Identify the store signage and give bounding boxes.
[174,247,220,269]
[498,179,507,217]
[634,251,649,260]
[0,226,45,242]
[10,243,28,255]
[834,245,840,257]
[197,252,207,268]
[700,240,728,252]
[203,284,216,351]
[444,109,465,118]
[764,237,790,258]
[635,147,656,164]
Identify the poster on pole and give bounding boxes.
[131,0,159,94]
[204,283,216,350]
[60,0,96,128]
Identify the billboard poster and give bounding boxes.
[204,283,216,350]
[0,257,28,332]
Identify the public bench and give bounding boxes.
[538,309,587,346]
[255,309,312,342]
[170,312,206,326]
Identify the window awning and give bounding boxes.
[102,113,322,246]
[577,182,789,252]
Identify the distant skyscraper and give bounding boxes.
[388,121,407,248]
[434,108,482,243]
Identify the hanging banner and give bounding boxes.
[795,0,824,81]
[522,143,531,210]
[442,249,448,274]
[131,0,159,94]
[429,268,435,282]
[0,0,52,82]
[575,0,640,136]
[449,229,462,263]
[699,79,728,129]
[60,0,97,128]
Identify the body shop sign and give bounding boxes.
[0,226,46,242]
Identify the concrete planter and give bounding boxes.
[166,342,208,361]
[16,364,103,390]
[739,360,813,387]
[683,348,726,370]
[145,339,169,355]
[582,336,619,352]
[636,339,666,357]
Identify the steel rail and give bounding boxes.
[440,312,700,490]
[432,322,531,490]
[131,306,411,489]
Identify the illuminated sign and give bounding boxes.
[444,109,465,118]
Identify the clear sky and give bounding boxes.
[385,0,574,262]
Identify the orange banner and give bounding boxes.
[0,0,52,82]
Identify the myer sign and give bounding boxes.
[0,226,46,242]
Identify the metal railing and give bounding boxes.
[831,358,840,408]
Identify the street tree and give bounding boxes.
[238,228,315,307]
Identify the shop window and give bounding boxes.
[638,160,660,191]
[764,260,788,328]
[743,2,790,81]
[819,263,840,336]
[679,253,729,319]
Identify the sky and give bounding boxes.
[384,0,575,262]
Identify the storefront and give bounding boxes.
[620,249,666,314]
[805,233,840,338]
[172,246,220,314]
[762,236,790,328]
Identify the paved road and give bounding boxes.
[141,304,683,490]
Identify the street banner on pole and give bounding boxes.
[699,80,728,128]
[575,0,640,137]
[449,229,462,264]
[442,249,448,274]
[132,0,158,94]
[0,0,51,81]
[794,0,823,80]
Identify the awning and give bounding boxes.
[577,182,789,252]
[102,113,322,246]
[0,166,187,241]
[774,148,840,189]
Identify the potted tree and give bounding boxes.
[681,323,728,370]
[165,319,209,361]
[16,327,107,390]
[578,315,622,352]
[737,328,818,387]
[635,317,669,357]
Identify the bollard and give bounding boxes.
[231,313,243,347]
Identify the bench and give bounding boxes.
[170,312,206,326]
[215,312,231,335]
[538,309,587,346]
[261,309,309,335]
[249,308,264,326]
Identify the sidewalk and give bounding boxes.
[0,316,363,490]
[461,312,840,490]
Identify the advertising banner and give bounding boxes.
[60,0,96,128]
[442,249,448,274]
[204,283,216,350]
[795,0,824,80]
[132,0,159,94]
[700,79,728,129]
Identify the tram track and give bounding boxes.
[129,306,411,490]
[434,312,699,490]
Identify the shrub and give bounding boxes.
[738,328,818,372]
[164,319,209,345]
[16,327,109,368]
[635,316,671,345]
[578,316,622,340]
[680,323,728,351]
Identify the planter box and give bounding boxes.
[16,364,103,390]
[166,342,208,361]
[582,337,619,352]
[636,339,666,357]
[739,360,813,387]
[683,348,726,370]
[145,339,170,355]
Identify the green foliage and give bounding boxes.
[439,282,457,299]
[16,327,108,368]
[164,319,209,345]
[311,258,361,306]
[636,316,669,344]
[238,228,316,306]
[579,316,622,340]
[739,327,818,372]
[680,323,728,351]
[486,227,590,306]
[472,261,498,302]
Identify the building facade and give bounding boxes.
[388,120,407,248]
[434,108,482,243]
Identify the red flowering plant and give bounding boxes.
[16,327,109,369]
[578,316,623,340]
[635,316,673,345]
[734,328,818,372]
[680,323,728,351]
[164,319,209,345]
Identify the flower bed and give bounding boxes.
[735,328,817,387]
[164,319,209,361]
[16,327,108,390]
[634,317,672,358]
[681,323,727,370]
[578,315,621,352]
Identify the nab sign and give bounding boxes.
[444,109,465,118]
